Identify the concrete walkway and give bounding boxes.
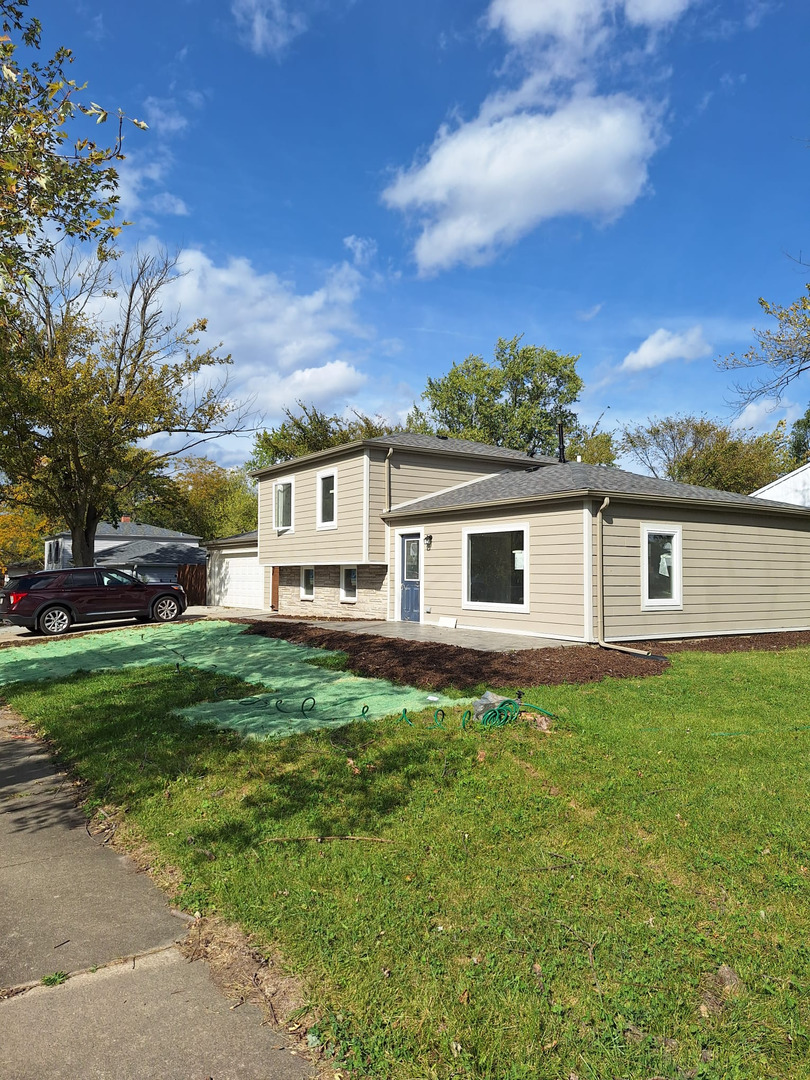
[307,618,574,651]
[0,706,314,1080]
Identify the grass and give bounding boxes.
[40,972,69,986]
[3,650,810,1078]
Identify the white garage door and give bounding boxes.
[208,550,264,608]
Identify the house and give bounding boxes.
[253,433,547,619]
[44,521,202,584]
[751,460,810,507]
[251,433,810,642]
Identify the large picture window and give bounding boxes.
[273,479,293,531]
[642,524,682,610]
[317,470,337,529]
[463,526,528,611]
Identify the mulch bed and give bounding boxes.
[238,621,810,692]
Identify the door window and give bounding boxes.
[404,538,420,580]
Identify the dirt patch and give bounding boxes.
[237,620,669,690]
[181,915,308,1029]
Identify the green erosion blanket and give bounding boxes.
[0,620,462,738]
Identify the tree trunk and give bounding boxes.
[70,518,99,567]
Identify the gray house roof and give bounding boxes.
[95,541,207,566]
[251,433,547,477]
[384,462,810,518]
[47,522,201,542]
[204,530,258,550]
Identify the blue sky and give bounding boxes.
[39,0,810,464]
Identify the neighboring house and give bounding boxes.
[250,434,810,643]
[44,521,202,584]
[751,461,810,507]
[205,530,275,610]
[95,540,207,584]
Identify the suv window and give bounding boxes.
[7,575,58,591]
[64,570,99,588]
[99,570,136,586]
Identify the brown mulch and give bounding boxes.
[238,619,670,690]
[237,620,810,692]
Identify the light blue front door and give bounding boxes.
[400,535,421,622]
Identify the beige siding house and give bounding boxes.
[252,436,810,642]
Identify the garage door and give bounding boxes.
[208,550,264,608]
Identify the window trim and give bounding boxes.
[340,565,358,604]
[300,566,315,601]
[461,522,530,613]
[272,476,295,533]
[641,523,683,611]
[316,468,338,531]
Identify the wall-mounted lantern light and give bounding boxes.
[424,534,433,549]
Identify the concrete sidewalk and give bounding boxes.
[0,707,315,1079]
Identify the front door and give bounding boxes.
[400,534,421,622]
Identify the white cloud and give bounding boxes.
[143,96,189,136]
[383,93,658,275]
[343,235,378,267]
[487,0,695,45]
[231,0,307,57]
[577,302,604,321]
[165,249,372,422]
[620,325,711,372]
[115,151,189,220]
[730,398,782,431]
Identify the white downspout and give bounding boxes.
[596,496,658,659]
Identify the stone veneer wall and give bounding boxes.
[278,565,388,619]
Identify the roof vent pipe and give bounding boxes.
[557,423,566,464]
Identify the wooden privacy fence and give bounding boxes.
[177,563,207,605]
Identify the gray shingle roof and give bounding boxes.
[363,432,545,462]
[385,462,810,517]
[48,522,200,541]
[204,530,258,549]
[95,541,207,566]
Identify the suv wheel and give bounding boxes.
[39,606,72,636]
[153,596,181,622]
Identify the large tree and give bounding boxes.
[720,285,810,406]
[620,415,794,493]
[0,1,145,279]
[250,401,400,469]
[136,456,257,542]
[407,335,583,457]
[0,249,245,565]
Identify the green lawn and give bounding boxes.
[4,647,810,1079]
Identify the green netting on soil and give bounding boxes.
[0,621,464,738]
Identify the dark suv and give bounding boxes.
[0,568,187,635]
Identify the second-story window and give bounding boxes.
[274,479,293,531]
[317,469,337,529]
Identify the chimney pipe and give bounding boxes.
[557,423,566,464]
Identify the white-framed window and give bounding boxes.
[340,565,357,603]
[641,524,682,610]
[462,523,529,612]
[300,566,315,600]
[316,469,337,530]
[273,477,294,532]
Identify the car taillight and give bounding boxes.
[9,591,28,606]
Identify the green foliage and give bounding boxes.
[407,335,583,457]
[40,971,68,986]
[620,414,794,493]
[720,284,810,405]
[567,414,617,465]
[0,249,242,564]
[250,400,401,468]
[0,1,146,279]
[136,456,257,541]
[8,647,810,1079]
[789,405,810,465]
